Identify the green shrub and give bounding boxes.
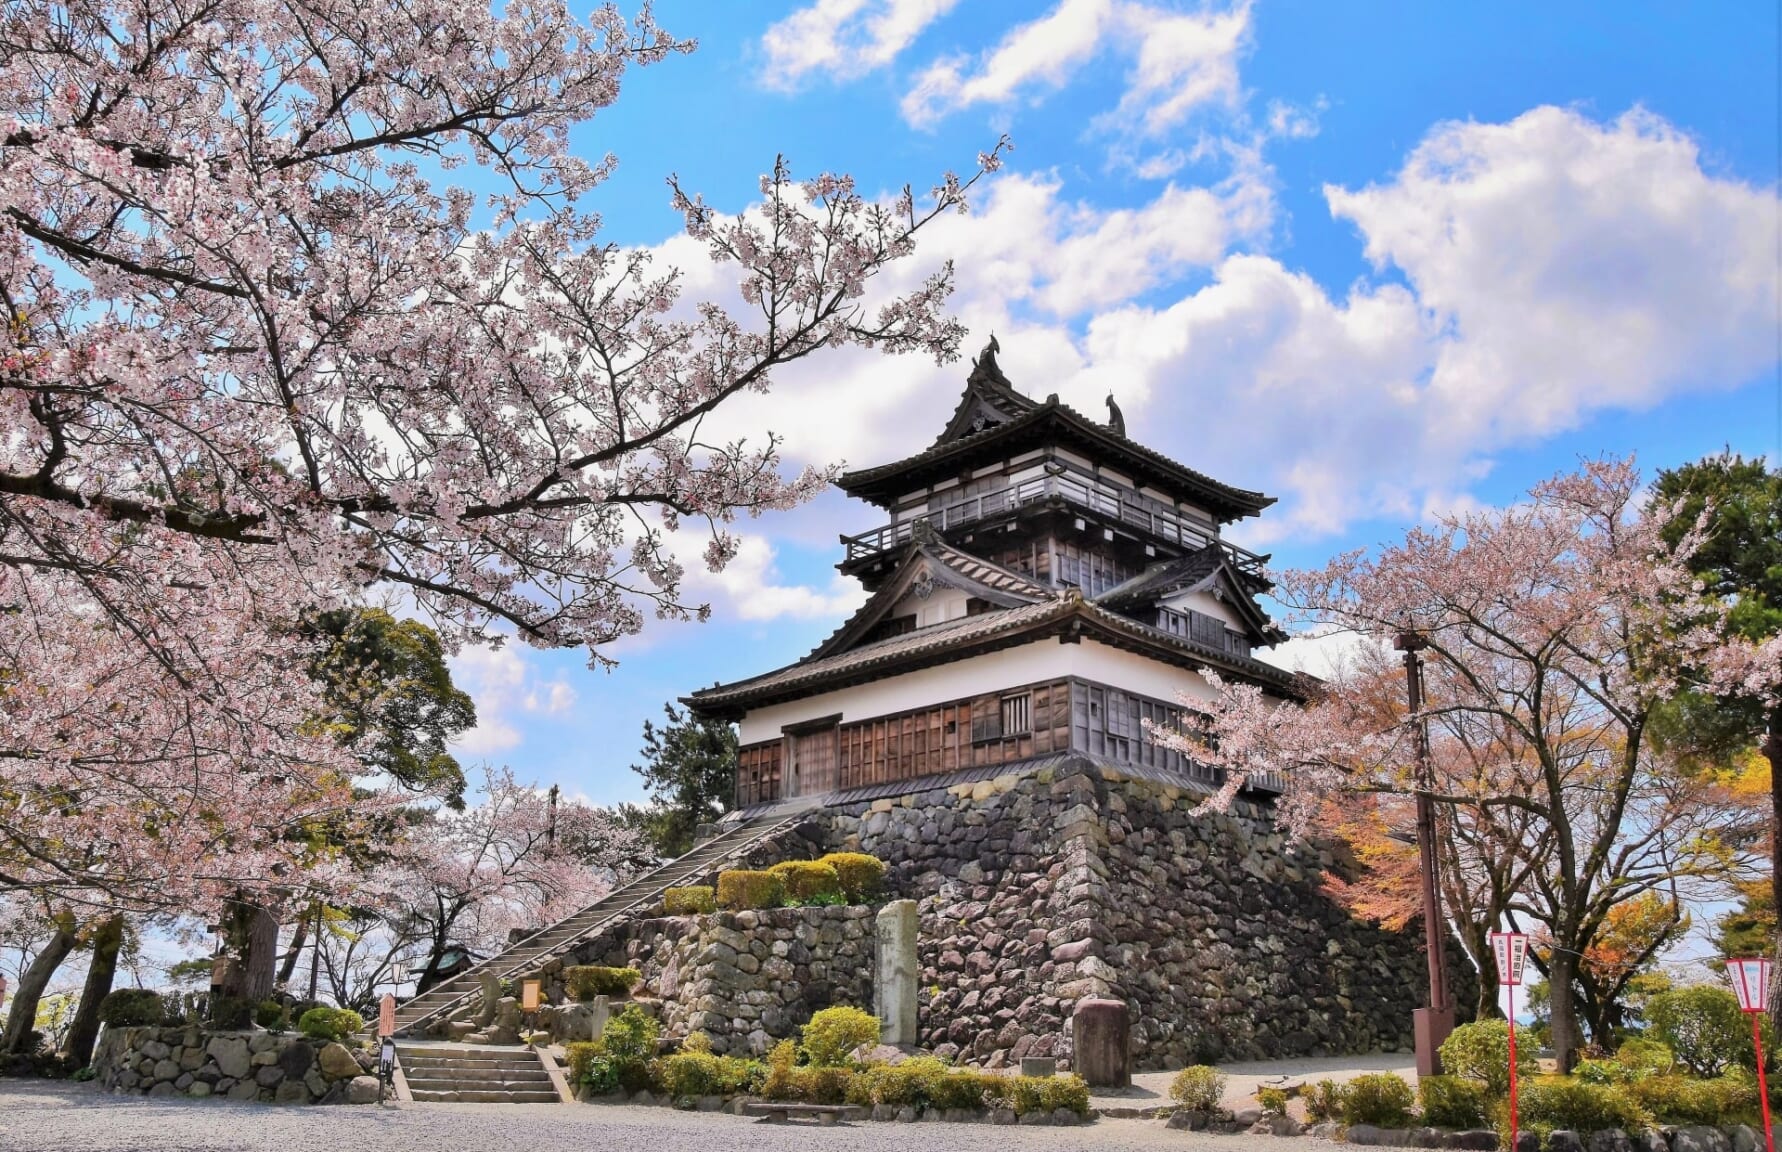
[763,1039,800,1100]
[253,999,290,1033]
[1419,1076,1488,1129]
[767,860,843,903]
[717,870,785,911]
[97,989,164,1027]
[656,1049,764,1099]
[800,1005,881,1067]
[1646,985,1767,1076]
[1004,1074,1092,1116]
[818,853,886,902]
[1257,1087,1289,1115]
[564,966,642,1001]
[1613,1037,1674,1077]
[1516,1077,1651,1139]
[206,995,254,1030]
[1304,1078,1348,1122]
[599,1004,661,1092]
[296,1006,363,1043]
[1169,1064,1227,1111]
[1440,1019,1533,1098]
[1341,1073,1416,1128]
[663,887,716,916]
[1627,1074,1759,1126]
[1573,1058,1637,1086]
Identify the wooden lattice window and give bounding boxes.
[1000,693,1031,736]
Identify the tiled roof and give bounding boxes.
[1096,547,1227,607]
[838,398,1273,519]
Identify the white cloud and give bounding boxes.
[762,0,960,89]
[670,531,868,623]
[449,643,581,756]
[1259,625,1379,681]
[901,0,1250,140]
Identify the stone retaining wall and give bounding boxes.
[802,756,1473,1072]
[566,904,876,1056]
[92,1024,380,1104]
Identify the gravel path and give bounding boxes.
[0,1080,1323,1152]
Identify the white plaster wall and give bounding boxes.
[1162,587,1244,629]
[737,637,1214,744]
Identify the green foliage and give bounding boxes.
[599,1005,661,1091]
[1627,1074,1760,1126]
[716,870,785,911]
[848,1057,981,1109]
[254,1000,290,1033]
[1304,1078,1348,1122]
[1441,1019,1533,1097]
[206,995,253,1030]
[564,966,642,1001]
[818,853,886,902]
[564,1042,609,1093]
[96,988,163,1027]
[763,1039,800,1100]
[1341,1073,1416,1128]
[799,1005,881,1067]
[1646,984,1768,1076]
[1169,1065,1227,1111]
[656,1044,764,1099]
[1573,1058,1637,1086]
[768,860,843,902]
[303,608,476,805]
[621,703,738,858]
[663,886,716,916]
[1257,1086,1289,1115]
[1516,1077,1651,1140]
[296,1006,364,1043]
[1613,1037,1674,1076]
[1000,1074,1092,1116]
[1419,1076,1488,1129]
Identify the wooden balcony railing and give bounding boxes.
[841,467,1268,577]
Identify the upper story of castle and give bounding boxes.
[833,337,1276,601]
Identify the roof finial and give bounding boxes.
[1106,392,1126,437]
[967,332,1009,387]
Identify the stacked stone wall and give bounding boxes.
[92,1024,379,1104]
[566,904,875,1056]
[805,757,1472,1072]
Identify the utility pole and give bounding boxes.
[1397,632,1455,1076]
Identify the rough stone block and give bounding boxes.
[875,900,919,1046]
[205,1036,251,1080]
[316,1042,360,1080]
[1070,998,1130,1088]
[345,1075,381,1105]
[1020,1056,1056,1078]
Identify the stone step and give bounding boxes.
[403,1076,552,1092]
[399,1058,550,1073]
[408,1088,561,1104]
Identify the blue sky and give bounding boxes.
[445,1,1781,810]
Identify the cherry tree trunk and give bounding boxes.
[219,903,279,1003]
[1547,948,1583,1073]
[62,916,124,1068]
[276,908,310,988]
[0,923,77,1054]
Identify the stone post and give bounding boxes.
[874,900,919,1046]
[1072,998,1131,1088]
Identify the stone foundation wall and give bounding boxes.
[801,757,1473,1072]
[567,905,876,1056]
[92,1024,380,1104]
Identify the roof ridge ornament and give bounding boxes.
[966,332,1010,388]
[1106,392,1126,437]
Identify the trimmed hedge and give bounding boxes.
[1420,1075,1488,1129]
[716,869,785,910]
[656,1048,764,1099]
[564,965,642,1001]
[296,1006,363,1043]
[1646,985,1767,1077]
[206,995,254,1030]
[97,988,164,1027]
[1516,1077,1652,1140]
[1342,1073,1416,1128]
[818,853,886,902]
[800,1005,880,1067]
[1627,1073,1760,1126]
[663,886,716,916]
[1440,1019,1534,1098]
[567,1004,660,1094]
[1169,1065,1226,1111]
[767,860,842,902]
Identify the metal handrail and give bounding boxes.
[387,809,808,1038]
[842,468,1266,575]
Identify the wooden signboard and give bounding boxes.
[521,979,541,1012]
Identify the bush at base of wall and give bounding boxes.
[716,870,785,911]
[565,965,642,1001]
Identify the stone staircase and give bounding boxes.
[395,1044,561,1104]
[387,804,815,1040]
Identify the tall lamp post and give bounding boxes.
[1729,957,1775,1152]
[1397,632,1455,1076]
[1491,932,1529,1152]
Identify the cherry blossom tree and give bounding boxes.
[0,3,1003,915]
[1160,460,1761,1070]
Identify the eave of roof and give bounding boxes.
[837,399,1274,521]
[682,591,1302,717]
